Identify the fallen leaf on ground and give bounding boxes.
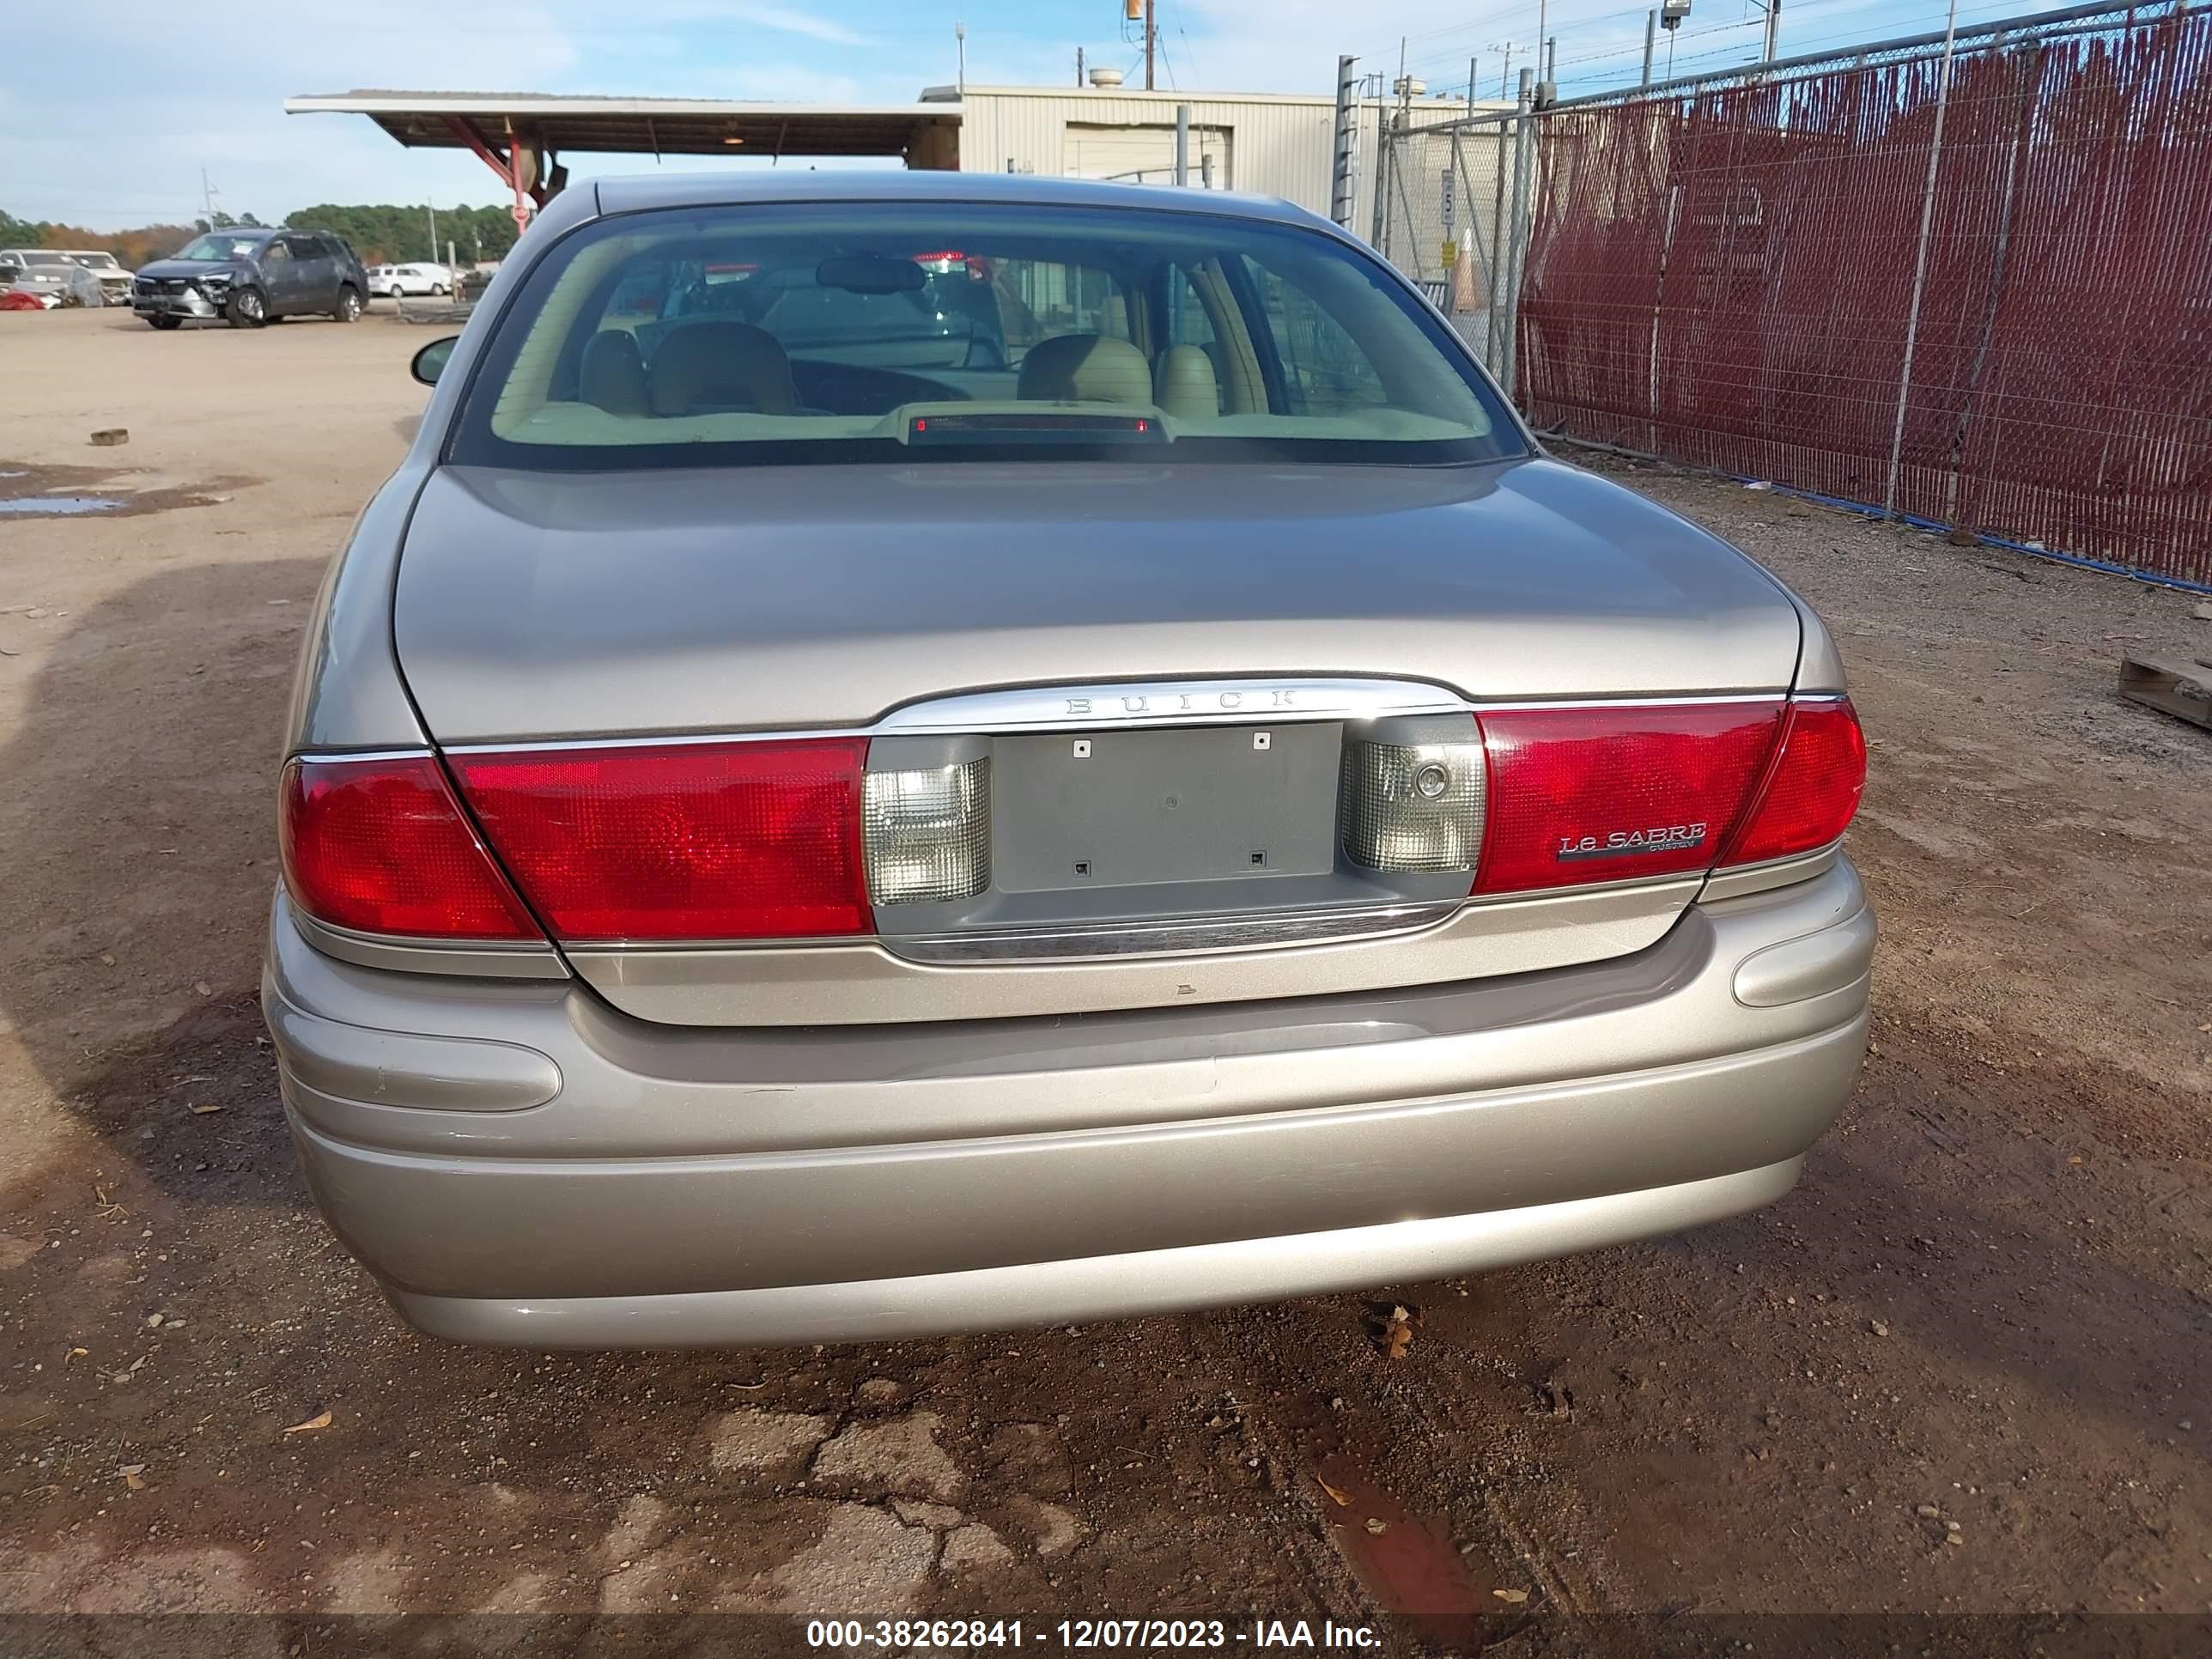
[283,1410,332,1435]
[1492,1588,1528,1604]
[1364,1517,1389,1535]
[1381,1304,1418,1360]
[188,1103,225,1115]
[1316,1477,1352,1508]
[119,1465,146,1491]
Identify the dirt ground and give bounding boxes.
[2,305,2209,1654]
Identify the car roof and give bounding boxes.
[592,169,1332,234]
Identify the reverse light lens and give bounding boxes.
[1341,741,1486,872]
[1474,702,1784,895]
[864,758,991,903]
[1722,698,1867,866]
[280,755,541,940]
[448,739,871,942]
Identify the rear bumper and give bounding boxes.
[264,862,1874,1347]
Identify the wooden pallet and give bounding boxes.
[2117,655,2212,732]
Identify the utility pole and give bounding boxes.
[1145,0,1156,89]
[1763,0,1783,61]
[199,167,220,226]
[1329,55,1360,228]
[427,203,438,266]
[1489,40,1517,97]
[1534,0,1550,103]
[1076,46,1085,87]
[956,21,966,94]
[1468,56,1480,110]
[1643,11,1657,85]
[1542,36,1558,105]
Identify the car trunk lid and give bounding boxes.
[394,457,1802,740]
[393,457,1813,1024]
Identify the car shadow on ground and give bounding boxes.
[2,556,323,1223]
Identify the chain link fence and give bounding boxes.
[1375,1,2212,588]
[1369,102,1523,375]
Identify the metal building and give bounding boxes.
[288,82,1503,245]
[933,82,1459,228]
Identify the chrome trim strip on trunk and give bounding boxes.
[431,683,1801,755]
[872,678,1469,733]
[880,900,1468,963]
[289,746,443,764]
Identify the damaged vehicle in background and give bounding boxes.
[0,250,93,307]
[266,173,1873,1351]
[59,250,136,306]
[132,228,368,329]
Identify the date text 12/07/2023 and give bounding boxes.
[804,1619,1386,1650]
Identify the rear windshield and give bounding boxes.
[448,200,1523,470]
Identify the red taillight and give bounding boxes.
[1473,702,1784,895]
[1720,697,1867,866]
[280,756,543,940]
[447,739,871,944]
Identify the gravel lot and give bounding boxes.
[2,306,2208,1651]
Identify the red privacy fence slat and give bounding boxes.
[1517,6,2212,587]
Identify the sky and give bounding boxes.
[3,0,2090,232]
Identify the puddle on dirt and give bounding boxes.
[0,495,126,517]
[0,459,253,521]
[1312,1455,1497,1652]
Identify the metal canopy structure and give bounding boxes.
[283,91,966,228]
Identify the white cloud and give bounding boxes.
[721,3,873,46]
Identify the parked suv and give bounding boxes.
[132,228,368,329]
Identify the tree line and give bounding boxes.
[0,209,202,268]
[0,204,521,268]
[281,204,522,266]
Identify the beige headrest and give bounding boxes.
[580,330,647,416]
[1152,343,1219,422]
[1017,333,1155,405]
[647,320,797,416]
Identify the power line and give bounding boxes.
[1437,0,2095,96]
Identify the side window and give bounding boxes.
[263,240,291,265]
[1236,258,1390,416]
